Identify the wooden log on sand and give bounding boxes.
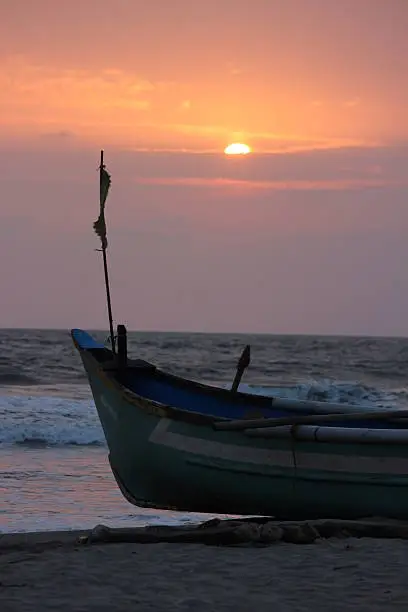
[78,517,408,547]
[4,518,408,553]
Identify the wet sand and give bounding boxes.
[1,529,408,611]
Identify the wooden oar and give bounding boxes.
[214,409,408,431]
[231,345,251,392]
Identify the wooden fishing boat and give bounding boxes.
[72,326,408,520]
[73,151,408,520]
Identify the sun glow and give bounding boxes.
[224,143,251,155]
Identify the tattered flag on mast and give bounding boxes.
[93,156,111,249]
[94,150,116,355]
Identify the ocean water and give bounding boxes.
[1,329,408,533]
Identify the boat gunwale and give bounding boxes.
[71,331,228,427]
[71,330,370,415]
[71,330,408,437]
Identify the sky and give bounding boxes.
[1,0,408,335]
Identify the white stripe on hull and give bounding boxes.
[149,418,408,476]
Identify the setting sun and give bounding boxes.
[224,143,251,155]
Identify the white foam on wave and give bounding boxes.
[232,379,401,409]
[0,395,105,446]
[0,379,403,447]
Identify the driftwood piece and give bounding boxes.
[3,517,408,553]
[77,516,408,547]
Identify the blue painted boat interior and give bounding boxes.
[121,372,401,429]
[72,329,105,350]
[72,329,404,430]
[123,371,283,419]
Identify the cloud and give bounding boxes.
[39,130,77,141]
[0,55,157,134]
[133,122,373,154]
[108,144,408,187]
[2,142,407,190]
[132,176,394,192]
[179,100,191,111]
[226,62,243,76]
[0,55,155,104]
[344,97,361,107]
[0,56,378,155]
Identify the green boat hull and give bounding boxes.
[79,351,408,520]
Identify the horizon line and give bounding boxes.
[2,326,408,341]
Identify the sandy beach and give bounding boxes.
[1,529,408,611]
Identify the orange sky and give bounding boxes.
[1,0,408,334]
[2,0,407,150]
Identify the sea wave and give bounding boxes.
[0,395,105,447]
[0,380,405,447]
[2,329,408,392]
[0,369,39,386]
[237,379,405,409]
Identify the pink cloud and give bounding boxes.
[132,176,396,191]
